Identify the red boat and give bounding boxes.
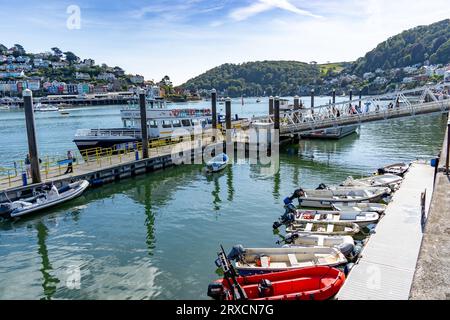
[208,266,345,301]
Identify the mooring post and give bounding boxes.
[294,95,300,110]
[274,96,280,131]
[211,89,217,130]
[359,90,362,110]
[23,89,41,184]
[225,98,232,130]
[332,89,336,105]
[269,96,274,116]
[310,89,315,114]
[139,88,149,159]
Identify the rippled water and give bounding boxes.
[0,98,447,300]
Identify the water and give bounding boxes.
[0,98,447,300]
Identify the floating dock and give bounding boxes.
[410,120,450,300]
[337,161,435,300]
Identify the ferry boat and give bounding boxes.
[73,93,219,154]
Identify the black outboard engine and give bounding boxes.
[279,233,299,245]
[316,183,328,190]
[227,245,245,262]
[273,212,295,229]
[207,283,225,300]
[377,168,386,175]
[0,203,13,218]
[258,279,274,298]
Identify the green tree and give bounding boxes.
[64,51,79,64]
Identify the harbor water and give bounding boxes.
[0,98,447,299]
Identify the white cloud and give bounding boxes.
[230,0,322,21]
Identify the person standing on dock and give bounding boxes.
[25,154,31,178]
[64,150,74,174]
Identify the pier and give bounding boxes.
[336,161,436,300]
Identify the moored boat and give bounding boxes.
[332,202,387,213]
[0,180,89,218]
[208,265,345,301]
[229,246,347,275]
[290,187,390,208]
[285,221,360,236]
[280,233,355,257]
[34,103,59,112]
[292,210,380,227]
[206,153,229,173]
[377,162,410,177]
[341,174,403,189]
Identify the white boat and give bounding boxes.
[0,105,10,111]
[332,202,387,213]
[231,247,347,275]
[282,234,355,256]
[293,187,390,208]
[377,163,410,176]
[341,174,403,189]
[292,210,380,227]
[286,221,360,236]
[0,180,89,218]
[34,103,59,112]
[206,153,229,173]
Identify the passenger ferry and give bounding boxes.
[73,92,223,154]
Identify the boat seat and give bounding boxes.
[333,215,340,222]
[288,254,299,266]
[326,224,334,233]
[305,223,313,232]
[317,236,325,247]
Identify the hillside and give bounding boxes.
[352,19,450,74]
[182,61,326,97]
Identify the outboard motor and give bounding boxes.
[273,212,295,229]
[316,183,328,190]
[227,245,245,262]
[337,242,355,258]
[344,263,355,276]
[377,168,386,175]
[258,279,274,298]
[0,203,13,218]
[207,283,225,300]
[281,233,299,245]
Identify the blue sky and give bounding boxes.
[0,0,449,85]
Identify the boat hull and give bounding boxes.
[209,266,345,301]
[300,125,358,139]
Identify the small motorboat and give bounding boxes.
[332,202,387,214]
[0,180,89,218]
[208,265,345,301]
[377,163,410,177]
[285,221,360,236]
[280,233,355,257]
[291,187,390,208]
[34,103,59,112]
[341,174,403,189]
[292,210,380,227]
[228,246,347,275]
[206,153,229,173]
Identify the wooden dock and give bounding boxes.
[336,161,435,300]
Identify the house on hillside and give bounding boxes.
[76,72,91,80]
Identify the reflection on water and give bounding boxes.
[0,114,447,300]
[36,222,60,300]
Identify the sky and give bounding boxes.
[0,0,449,85]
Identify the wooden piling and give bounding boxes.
[23,89,41,184]
[274,96,280,130]
[294,96,300,110]
[139,89,149,159]
[211,89,217,130]
[311,89,315,114]
[225,97,232,130]
[269,96,274,115]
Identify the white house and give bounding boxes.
[363,72,375,80]
[403,66,418,74]
[96,73,116,82]
[130,75,144,84]
[76,72,91,80]
[402,77,415,84]
[373,77,388,85]
[52,61,69,69]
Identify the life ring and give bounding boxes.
[172,109,180,117]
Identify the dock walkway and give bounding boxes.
[337,161,435,300]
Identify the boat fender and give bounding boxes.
[258,279,274,298]
[227,245,245,262]
[344,263,355,276]
[337,243,354,257]
[352,245,363,258]
[283,197,293,205]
